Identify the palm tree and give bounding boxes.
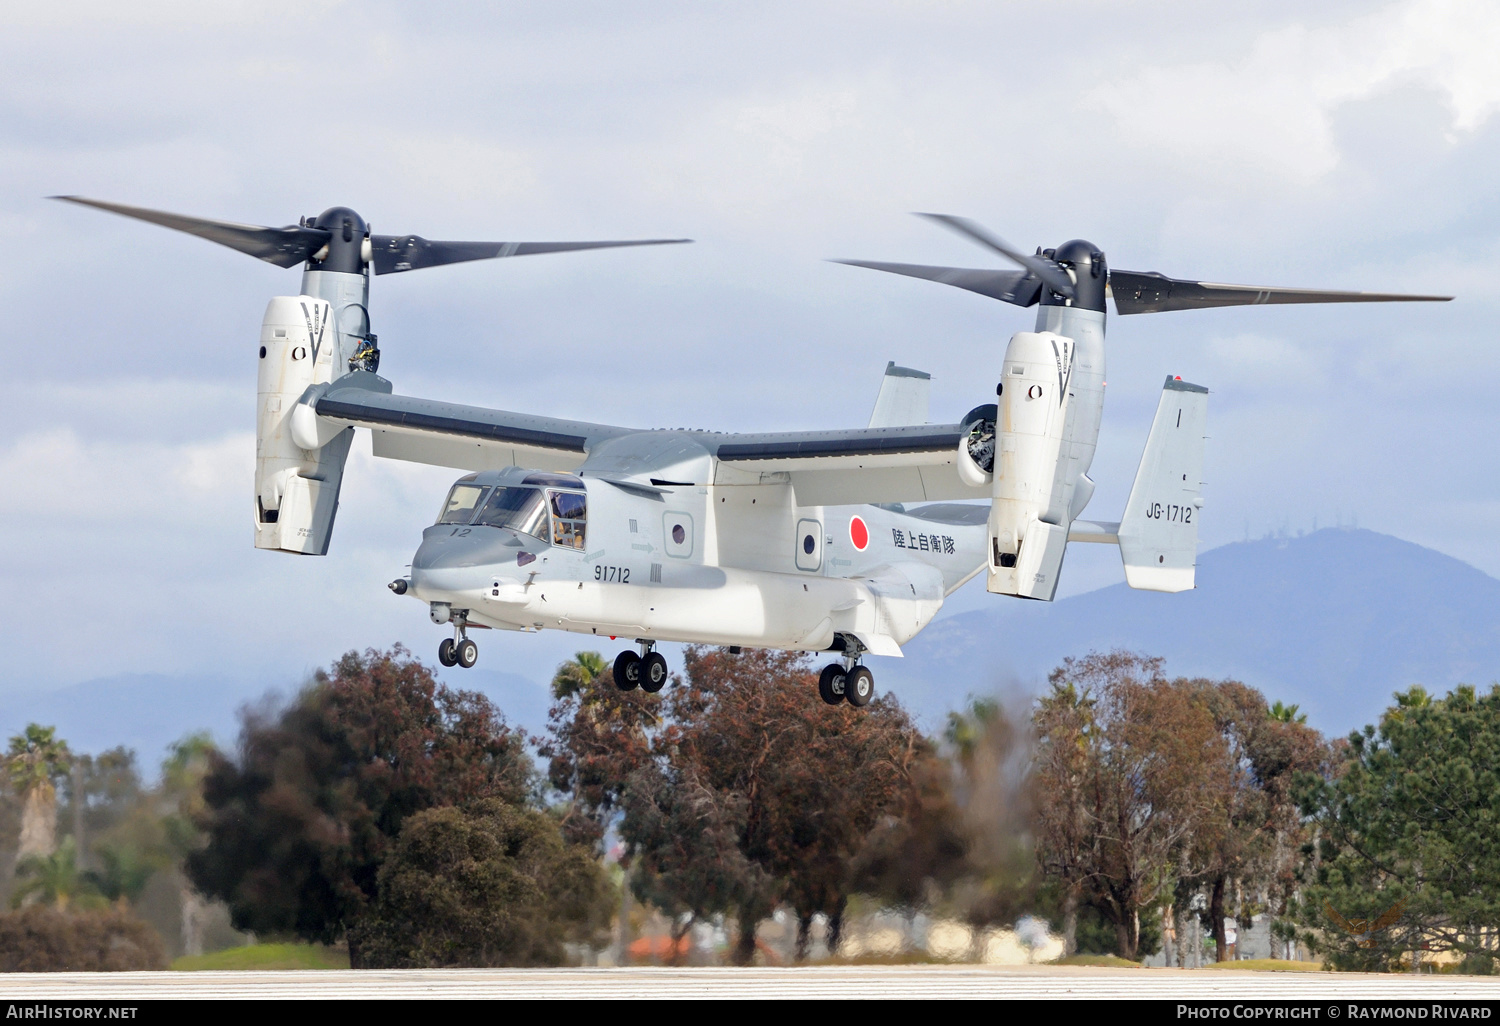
[6,724,71,862]
[12,836,96,909]
[1268,700,1307,724]
[159,732,216,956]
[551,651,608,699]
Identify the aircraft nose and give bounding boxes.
[411,524,527,572]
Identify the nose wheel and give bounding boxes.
[438,618,478,669]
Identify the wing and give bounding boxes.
[1372,896,1409,932]
[1324,901,1357,935]
[710,424,986,505]
[314,379,987,504]
[314,381,636,473]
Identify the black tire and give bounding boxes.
[818,664,847,706]
[640,652,669,693]
[846,666,875,708]
[456,638,478,669]
[613,650,641,691]
[438,638,458,667]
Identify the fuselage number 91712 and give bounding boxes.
[594,565,631,583]
[1145,503,1192,524]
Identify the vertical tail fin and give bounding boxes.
[867,362,931,428]
[1117,376,1208,592]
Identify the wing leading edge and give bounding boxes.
[313,380,983,504]
[314,384,635,473]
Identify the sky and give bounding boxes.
[2,0,1499,732]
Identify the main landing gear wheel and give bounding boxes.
[438,638,458,667]
[818,664,847,706]
[846,666,875,708]
[640,652,669,693]
[613,650,642,691]
[456,638,478,669]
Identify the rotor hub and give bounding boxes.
[1041,239,1107,312]
[305,206,368,275]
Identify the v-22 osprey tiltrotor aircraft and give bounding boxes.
[56,197,1450,708]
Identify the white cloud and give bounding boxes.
[1088,0,1500,184]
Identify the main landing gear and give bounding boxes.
[614,641,668,694]
[437,614,478,669]
[818,639,874,708]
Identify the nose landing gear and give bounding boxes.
[437,613,478,669]
[614,640,669,693]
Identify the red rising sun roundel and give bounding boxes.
[849,515,869,551]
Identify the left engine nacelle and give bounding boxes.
[254,296,350,555]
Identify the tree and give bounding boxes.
[1294,684,1500,972]
[6,725,71,863]
[941,698,1036,929]
[353,799,613,967]
[540,652,664,849]
[618,761,771,960]
[543,646,930,962]
[13,836,95,910]
[157,733,216,955]
[1033,652,1227,960]
[186,647,532,966]
[551,651,610,701]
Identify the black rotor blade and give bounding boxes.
[832,259,1042,307]
[915,213,1076,300]
[52,196,329,268]
[369,235,692,274]
[1109,269,1453,315]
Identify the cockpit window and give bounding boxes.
[550,490,587,549]
[472,486,550,540]
[437,484,489,525]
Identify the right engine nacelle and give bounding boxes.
[254,296,350,555]
[987,330,1075,598]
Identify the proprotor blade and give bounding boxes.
[52,196,329,268]
[915,213,1076,300]
[1109,269,1453,315]
[369,235,692,274]
[832,259,1042,307]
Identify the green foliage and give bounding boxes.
[6,724,70,794]
[172,942,349,971]
[185,647,532,964]
[1293,684,1500,972]
[84,840,159,906]
[13,837,99,910]
[353,799,613,967]
[0,904,164,971]
[551,651,609,701]
[1269,700,1307,725]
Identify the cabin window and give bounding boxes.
[549,490,587,549]
[437,484,489,525]
[472,486,550,540]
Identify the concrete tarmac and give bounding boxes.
[3,965,1500,999]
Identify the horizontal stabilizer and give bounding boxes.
[1118,377,1207,592]
[1068,520,1120,544]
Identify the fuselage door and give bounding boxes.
[795,517,822,572]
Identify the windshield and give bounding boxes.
[473,486,549,540]
[437,484,489,525]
